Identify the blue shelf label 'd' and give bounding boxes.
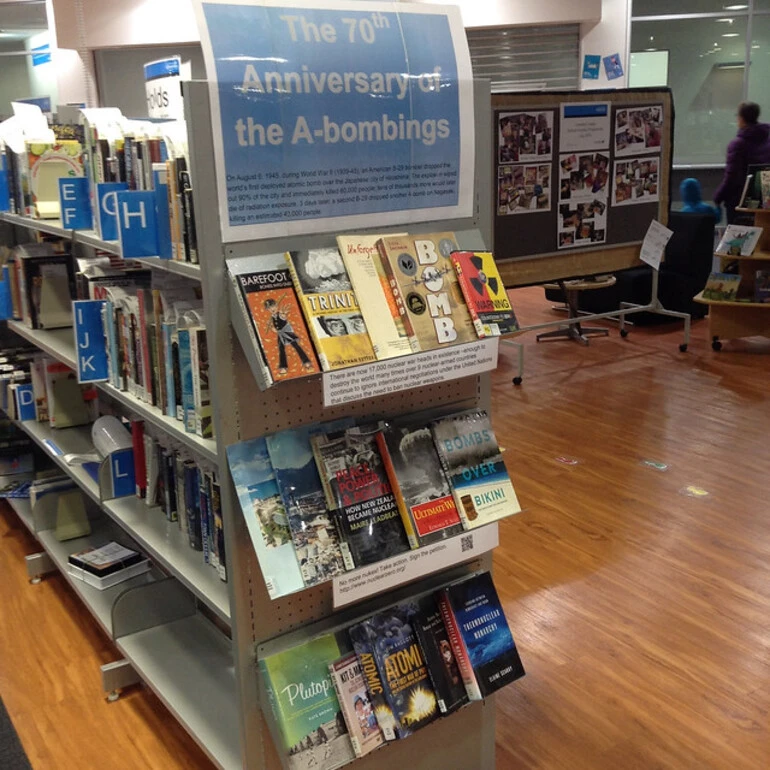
[116,190,158,258]
[73,300,109,383]
[194,0,474,241]
[59,178,92,230]
[108,448,135,499]
[96,182,129,241]
[14,383,35,422]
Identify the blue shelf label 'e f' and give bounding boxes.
[59,177,92,230]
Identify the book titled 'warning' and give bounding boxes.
[285,248,376,371]
[377,233,476,352]
[430,411,520,530]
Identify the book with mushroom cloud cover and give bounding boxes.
[430,410,521,530]
[361,602,439,738]
[409,593,468,715]
[285,248,376,371]
[376,419,463,550]
[265,422,350,587]
[348,621,399,742]
[228,254,320,385]
[438,571,525,700]
[451,251,519,337]
[328,653,385,758]
[376,233,477,352]
[310,426,349,511]
[259,631,356,770]
[320,425,410,570]
[226,436,304,599]
[336,233,413,360]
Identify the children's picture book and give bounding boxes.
[259,633,356,770]
[337,233,412,360]
[437,572,525,700]
[228,254,320,386]
[285,248,376,371]
[431,410,520,530]
[702,272,741,302]
[376,420,463,550]
[328,653,384,758]
[347,622,399,742]
[755,270,770,303]
[451,251,519,337]
[265,425,348,586]
[377,233,477,352]
[226,436,304,599]
[410,594,468,715]
[715,225,763,257]
[321,426,409,570]
[363,603,439,738]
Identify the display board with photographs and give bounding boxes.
[498,163,551,216]
[498,111,554,164]
[612,157,659,206]
[557,199,607,249]
[614,105,663,157]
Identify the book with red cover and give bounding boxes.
[131,418,146,499]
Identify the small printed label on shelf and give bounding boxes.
[332,523,499,608]
[43,439,63,456]
[322,338,499,407]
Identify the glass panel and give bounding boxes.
[748,16,770,118]
[632,0,745,16]
[631,17,748,164]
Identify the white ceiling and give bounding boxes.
[0,1,48,41]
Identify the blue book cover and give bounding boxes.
[444,572,525,699]
[184,461,202,551]
[226,436,304,599]
[430,410,520,530]
[265,424,348,586]
[177,328,195,433]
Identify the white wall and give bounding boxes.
[44,0,89,108]
[24,31,57,105]
[0,49,32,119]
[580,0,630,90]
[411,0,601,28]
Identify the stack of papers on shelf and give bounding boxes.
[67,541,150,590]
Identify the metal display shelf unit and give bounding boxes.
[14,418,230,624]
[0,212,201,280]
[6,321,217,463]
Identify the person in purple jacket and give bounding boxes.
[714,102,770,223]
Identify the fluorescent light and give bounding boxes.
[722,32,740,37]
[724,4,748,9]
[716,17,735,22]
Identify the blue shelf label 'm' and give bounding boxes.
[59,177,92,230]
[73,300,109,383]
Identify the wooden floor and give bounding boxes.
[3,287,770,768]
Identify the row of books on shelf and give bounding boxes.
[227,407,519,599]
[702,270,770,303]
[260,570,524,770]
[229,231,518,390]
[2,109,198,264]
[1,240,213,439]
[738,167,770,211]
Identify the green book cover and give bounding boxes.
[260,633,356,770]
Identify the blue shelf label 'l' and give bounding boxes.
[73,300,109,383]
[96,182,129,241]
[117,190,158,257]
[108,448,135,499]
[59,177,92,230]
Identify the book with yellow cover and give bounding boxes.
[377,233,476,352]
[285,249,376,372]
[337,233,413,360]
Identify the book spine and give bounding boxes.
[163,449,178,522]
[162,321,177,418]
[180,170,198,264]
[152,292,167,412]
[432,434,471,530]
[166,159,180,261]
[175,454,188,536]
[184,462,202,550]
[176,158,191,262]
[178,328,195,434]
[375,242,420,352]
[212,476,227,581]
[144,432,158,507]
[189,327,204,438]
[136,291,153,403]
[328,663,363,757]
[437,590,482,701]
[375,431,420,549]
[199,467,210,564]
[284,253,329,371]
[132,418,147,499]
[452,257,485,338]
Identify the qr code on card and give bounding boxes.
[461,535,474,553]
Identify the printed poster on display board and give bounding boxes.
[497,163,551,216]
[193,0,475,242]
[497,110,553,164]
[559,102,611,154]
[614,104,663,157]
[612,156,660,207]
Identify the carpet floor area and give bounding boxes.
[0,696,31,770]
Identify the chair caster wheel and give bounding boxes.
[679,343,687,352]
[620,329,629,338]
[106,690,120,703]
[512,377,522,386]
[712,339,722,351]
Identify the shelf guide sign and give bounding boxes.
[193,0,475,241]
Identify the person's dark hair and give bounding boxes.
[738,101,761,125]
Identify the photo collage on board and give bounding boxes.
[557,149,610,249]
[497,111,554,216]
[612,104,663,207]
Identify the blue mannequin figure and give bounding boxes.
[680,177,720,220]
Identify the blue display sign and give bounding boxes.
[108,448,135,499]
[73,300,109,383]
[194,0,474,241]
[96,182,128,241]
[0,169,9,213]
[582,55,601,81]
[116,191,158,257]
[59,178,92,230]
[31,44,51,67]
[14,384,35,422]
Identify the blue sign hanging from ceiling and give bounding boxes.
[194,0,474,241]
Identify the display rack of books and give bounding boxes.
[695,216,770,350]
[0,68,523,769]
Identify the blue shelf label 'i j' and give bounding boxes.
[59,177,92,230]
[73,300,110,383]
[193,0,475,241]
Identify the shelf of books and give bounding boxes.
[13,417,230,623]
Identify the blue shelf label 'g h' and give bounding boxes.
[96,182,129,241]
[117,190,158,257]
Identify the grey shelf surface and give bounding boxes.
[7,497,156,638]
[15,418,230,624]
[6,496,35,535]
[6,321,217,463]
[117,614,239,770]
